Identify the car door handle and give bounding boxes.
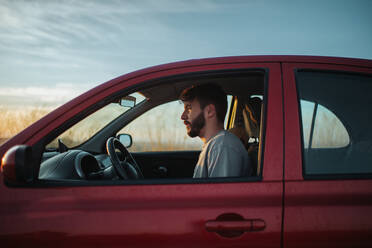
[205,219,265,232]
[205,213,265,238]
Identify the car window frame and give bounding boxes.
[283,62,372,181]
[9,64,282,188]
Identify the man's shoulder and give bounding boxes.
[208,130,247,151]
[207,130,227,145]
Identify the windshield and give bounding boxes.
[46,93,146,149]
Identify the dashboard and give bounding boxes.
[39,150,118,180]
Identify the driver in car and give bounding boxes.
[180,83,252,178]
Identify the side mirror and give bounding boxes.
[1,145,34,184]
[117,134,132,148]
[119,96,136,108]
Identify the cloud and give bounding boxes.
[0,0,223,78]
[0,0,219,45]
[2,0,371,98]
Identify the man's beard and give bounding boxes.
[187,111,205,137]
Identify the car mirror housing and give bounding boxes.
[120,96,136,108]
[1,145,34,185]
[117,134,132,148]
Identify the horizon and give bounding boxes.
[1,0,372,107]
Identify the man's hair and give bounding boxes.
[179,83,227,123]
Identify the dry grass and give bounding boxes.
[311,110,349,148]
[1,101,349,151]
[301,101,350,149]
[0,106,52,145]
[0,105,202,152]
[120,102,202,152]
[47,103,128,148]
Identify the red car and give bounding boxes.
[1,56,372,247]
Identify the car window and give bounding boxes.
[297,71,372,177]
[300,100,349,149]
[118,96,233,152]
[36,70,266,183]
[46,93,146,149]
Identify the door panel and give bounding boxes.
[133,151,199,178]
[283,62,372,247]
[0,62,284,248]
[0,181,283,248]
[284,180,372,247]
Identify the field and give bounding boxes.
[0,104,202,152]
[0,105,52,145]
[0,101,348,151]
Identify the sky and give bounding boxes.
[0,0,371,107]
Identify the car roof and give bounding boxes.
[127,55,372,78]
[136,55,372,102]
[139,69,264,102]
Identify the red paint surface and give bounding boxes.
[282,62,372,247]
[0,180,283,247]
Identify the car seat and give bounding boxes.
[228,96,262,176]
[242,97,262,176]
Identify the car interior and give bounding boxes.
[38,70,266,183]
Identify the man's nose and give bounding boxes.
[181,111,187,120]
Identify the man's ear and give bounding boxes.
[204,104,216,119]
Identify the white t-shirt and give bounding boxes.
[193,130,252,178]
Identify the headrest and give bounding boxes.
[243,97,262,138]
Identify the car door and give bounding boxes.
[282,61,372,247]
[0,61,283,248]
[132,151,199,178]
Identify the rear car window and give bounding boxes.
[297,71,372,177]
[300,100,350,149]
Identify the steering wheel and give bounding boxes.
[106,137,143,179]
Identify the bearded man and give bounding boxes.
[180,83,252,178]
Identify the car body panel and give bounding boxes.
[0,181,282,247]
[1,56,372,247]
[282,62,372,247]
